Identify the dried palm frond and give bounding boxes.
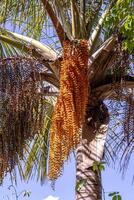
[48,40,89,180]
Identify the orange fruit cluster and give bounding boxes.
[48,40,89,180]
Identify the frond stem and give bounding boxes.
[89,0,118,53]
[41,0,67,45]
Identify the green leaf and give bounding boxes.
[116,195,122,200]
[100,161,107,165]
[23,100,54,184]
[111,194,122,200]
[112,195,117,200]
[23,191,31,198]
[76,179,87,192]
[92,164,98,172]
[99,165,105,171]
[109,192,119,197]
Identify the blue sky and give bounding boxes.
[0,154,134,200]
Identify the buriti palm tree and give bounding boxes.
[0,0,134,199]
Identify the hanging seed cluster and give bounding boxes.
[0,57,47,183]
[123,93,134,142]
[108,36,134,140]
[110,36,130,95]
[48,40,89,180]
[104,35,134,170]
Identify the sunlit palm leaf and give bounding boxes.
[0,28,27,58]
[0,0,69,47]
[0,0,46,40]
[23,100,54,184]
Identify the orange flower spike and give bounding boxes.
[49,40,89,180]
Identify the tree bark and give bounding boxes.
[76,100,109,200]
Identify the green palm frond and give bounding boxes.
[0,27,58,60]
[0,28,27,58]
[52,0,72,40]
[23,99,54,184]
[0,0,46,40]
[0,0,69,46]
[0,27,60,80]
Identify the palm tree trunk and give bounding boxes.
[76,100,109,200]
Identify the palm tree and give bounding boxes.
[0,0,134,199]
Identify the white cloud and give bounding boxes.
[43,195,59,200]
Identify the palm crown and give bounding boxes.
[0,0,133,189]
